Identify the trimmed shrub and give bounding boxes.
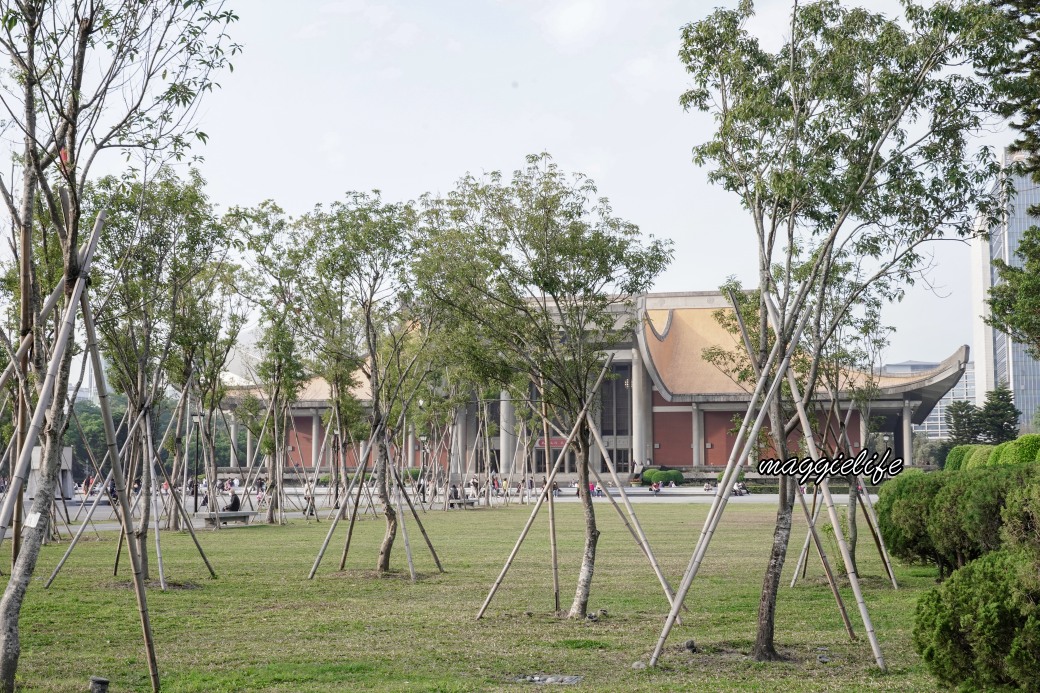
[876,469,946,568]
[658,470,684,485]
[1002,474,1040,556]
[641,469,660,485]
[965,444,996,469]
[943,445,973,471]
[927,465,1037,575]
[1004,434,1040,467]
[989,441,1014,467]
[913,549,1040,691]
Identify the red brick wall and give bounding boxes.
[288,415,314,467]
[653,411,692,467]
[704,411,739,467]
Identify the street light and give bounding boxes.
[192,413,201,512]
[419,434,428,502]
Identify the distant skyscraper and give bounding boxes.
[972,150,1040,432]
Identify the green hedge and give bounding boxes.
[927,466,1017,574]
[641,469,659,485]
[943,445,973,471]
[1002,434,1040,467]
[965,444,996,469]
[913,549,1040,691]
[989,440,1014,466]
[876,469,946,569]
[1002,476,1040,557]
[659,470,684,485]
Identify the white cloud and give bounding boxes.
[536,0,609,50]
[612,43,685,106]
[321,131,346,171]
[291,21,327,41]
[388,22,420,48]
[320,0,394,28]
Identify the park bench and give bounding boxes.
[201,511,257,527]
[447,497,477,508]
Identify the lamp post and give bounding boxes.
[419,434,428,503]
[192,413,201,512]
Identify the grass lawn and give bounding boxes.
[9,502,940,691]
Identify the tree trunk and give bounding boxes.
[375,431,397,573]
[567,426,599,618]
[753,474,795,661]
[752,395,794,661]
[0,342,73,691]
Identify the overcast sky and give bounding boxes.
[186,0,1008,366]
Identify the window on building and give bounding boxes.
[601,448,630,474]
[601,363,632,436]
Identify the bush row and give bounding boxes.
[877,463,1037,575]
[877,462,1040,689]
[945,433,1040,470]
[640,469,684,485]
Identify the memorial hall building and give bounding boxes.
[226,291,968,480]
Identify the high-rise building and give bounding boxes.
[972,150,1040,432]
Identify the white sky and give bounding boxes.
[184,0,1007,365]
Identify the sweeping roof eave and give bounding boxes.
[636,301,968,425]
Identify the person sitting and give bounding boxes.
[224,489,241,512]
[650,481,661,495]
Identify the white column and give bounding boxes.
[407,428,416,468]
[631,347,652,466]
[229,414,240,467]
[691,403,704,466]
[312,410,321,469]
[500,391,516,476]
[454,405,468,484]
[246,428,253,469]
[902,399,914,466]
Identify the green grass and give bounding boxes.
[8,503,940,691]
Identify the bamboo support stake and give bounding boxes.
[394,466,416,583]
[855,475,898,589]
[587,420,683,613]
[308,432,377,579]
[794,483,856,638]
[476,357,614,619]
[0,217,105,547]
[792,486,823,585]
[391,465,444,572]
[45,412,152,587]
[82,286,161,692]
[650,305,812,667]
[339,453,371,569]
[762,297,886,671]
[145,413,167,591]
[540,392,561,614]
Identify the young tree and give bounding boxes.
[237,202,308,525]
[979,382,1021,444]
[0,3,237,689]
[90,167,230,577]
[946,399,983,446]
[296,192,433,573]
[676,0,1017,662]
[419,154,672,617]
